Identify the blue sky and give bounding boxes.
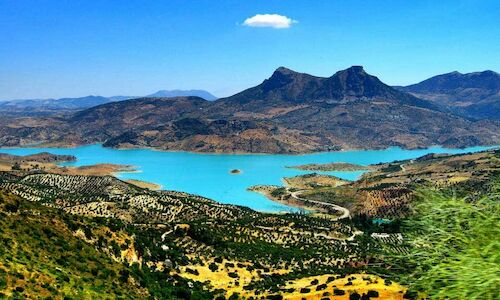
[1,0,499,99]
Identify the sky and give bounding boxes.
[0,0,499,100]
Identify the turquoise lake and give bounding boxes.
[0,145,495,212]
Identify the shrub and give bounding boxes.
[209,263,218,272]
[392,186,500,299]
[4,202,19,213]
[333,288,346,295]
[0,276,7,289]
[185,268,199,276]
[349,292,361,300]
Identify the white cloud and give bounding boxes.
[243,14,297,29]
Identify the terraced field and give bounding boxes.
[256,149,499,220]
[1,148,498,299]
[0,169,408,299]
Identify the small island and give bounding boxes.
[229,169,242,174]
[287,162,370,172]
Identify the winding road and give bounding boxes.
[287,188,351,221]
[288,189,364,241]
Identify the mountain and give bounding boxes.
[396,70,500,120]
[212,66,438,115]
[208,66,499,150]
[0,66,498,153]
[147,89,217,100]
[68,96,211,142]
[0,95,122,116]
[0,90,217,116]
[223,66,432,105]
[33,96,320,153]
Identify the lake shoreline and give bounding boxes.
[0,144,496,213]
[2,142,498,156]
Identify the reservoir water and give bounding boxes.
[0,145,495,212]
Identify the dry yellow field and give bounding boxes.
[176,256,405,300]
[280,274,405,300]
[176,257,291,296]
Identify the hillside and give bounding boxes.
[397,70,500,120]
[254,149,500,298]
[0,163,410,299]
[1,148,498,298]
[0,190,214,299]
[0,67,499,152]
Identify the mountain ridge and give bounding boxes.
[400,70,499,92]
[0,66,498,153]
[213,66,440,116]
[396,70,500,120]
[0,89,217,115]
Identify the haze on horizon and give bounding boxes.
[0,0,499,100]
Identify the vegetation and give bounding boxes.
[249,149,500,299]
[1,148,498,298]
[391,182,499,299]
[0,191,213,299]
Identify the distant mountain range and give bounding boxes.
[0,90,217,115]
[146,89,217,100]
[1,66,498,153]
[395,70,500,120]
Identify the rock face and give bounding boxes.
[396,70,500,120]
[0,66,499,153]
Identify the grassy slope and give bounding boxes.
[393,178,499,299]
[0,191,213,299]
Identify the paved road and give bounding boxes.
[282,188,363,240]
[288,189,351,221]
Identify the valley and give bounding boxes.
[0,144,491,212]
[0,94,497,298]
[3,2,499,299]
[0,147,498,299]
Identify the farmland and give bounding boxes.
[0,148,498,298]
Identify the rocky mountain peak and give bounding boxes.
[274,66,297,75]
[344,65,366,74]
